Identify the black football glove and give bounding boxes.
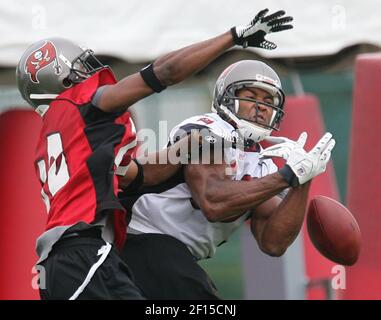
[231,9,293,50]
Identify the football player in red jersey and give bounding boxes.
[16,9,293,299]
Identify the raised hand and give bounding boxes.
[231,8,293,49]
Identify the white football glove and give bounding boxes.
[260,132,336,186]
[260,132,308,160]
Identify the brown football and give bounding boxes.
[307,195,361,266]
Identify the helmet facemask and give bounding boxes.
[66,49,106,84]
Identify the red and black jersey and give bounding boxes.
[34,69,136,249]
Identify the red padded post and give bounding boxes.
[0,110,45,299]
[345,53,381,300]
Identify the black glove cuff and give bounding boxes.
[122,159,144,192]
[230,27,242,45]
[278,165,299,187]
[140,63,167,93]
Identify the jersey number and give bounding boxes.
[36,133,70,212]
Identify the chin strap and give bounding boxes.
[67,71,87,84]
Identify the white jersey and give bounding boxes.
[124,113,278,260]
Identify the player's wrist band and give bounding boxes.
[279,165,299,187]
[123,158,144,192]
[140,63,167,93]
[230,27,241,45]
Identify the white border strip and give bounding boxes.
[30,94,59,99]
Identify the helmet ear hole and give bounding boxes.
[62,77,73,88]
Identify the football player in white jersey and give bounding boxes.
[119,60,335,299]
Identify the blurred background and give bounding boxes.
[0,0,380,299]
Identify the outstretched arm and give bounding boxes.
[250,183,310,257]
[98,32,233,112]
[97,9,293,112]
[118,131,200,189]
[184,162,289,222]
[251,132,336,256]
[184,161,310,257]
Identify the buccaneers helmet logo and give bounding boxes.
[198,117,214,125]
[25,41,62,83]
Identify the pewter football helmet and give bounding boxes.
[212,60,285,143]
[16,37,106,110]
